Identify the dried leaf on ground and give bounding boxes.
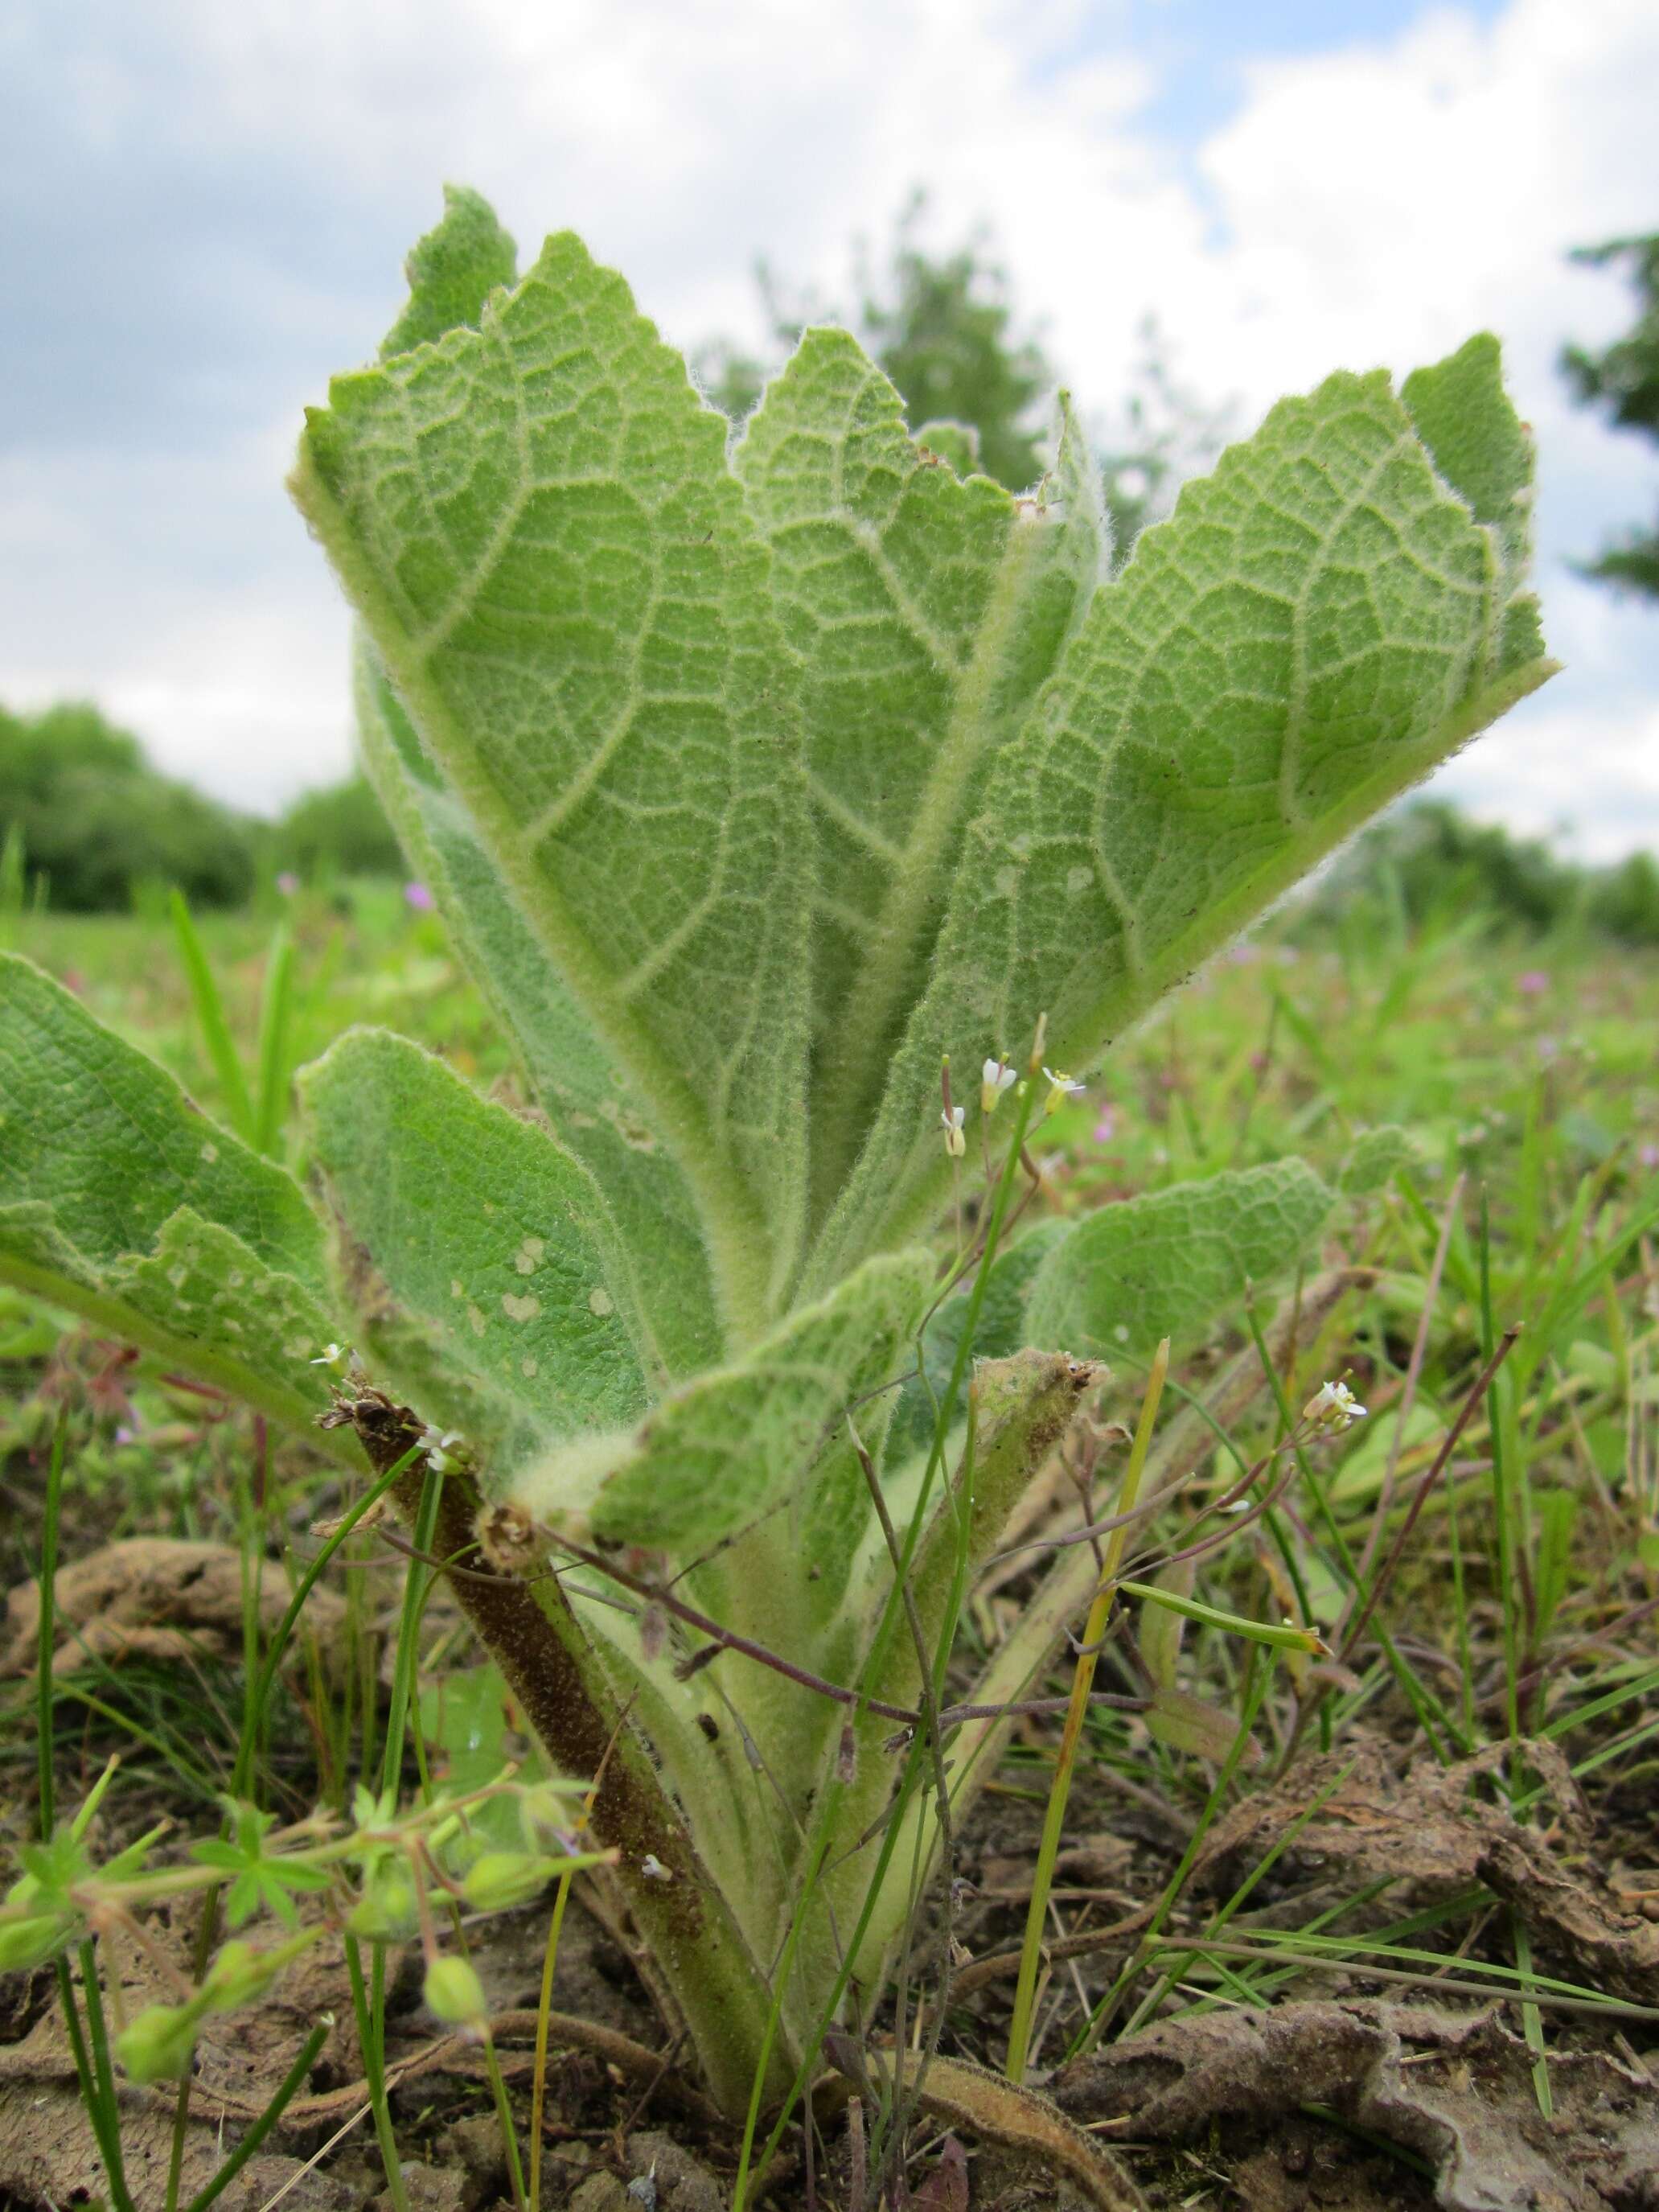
[848,2045,1148,2212]
[1,1536,347,1677]
[1057,1999,1659,2212]
[0,2081,357,2212]
[912,2134,971,2212]
[0,1923,362,2212]
[1193,1737,1659,2004]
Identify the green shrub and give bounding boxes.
[1320,799,1659,947]
[0,700,255,912]
[1585,848,1659,944]
[271,775,403,881]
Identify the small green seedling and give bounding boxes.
[0,187,1553,2118]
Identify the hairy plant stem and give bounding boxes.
[343,1388,785,2115]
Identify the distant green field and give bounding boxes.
[6,881,1655,1217]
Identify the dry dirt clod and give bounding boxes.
[624,2132,725,2212]
[568,2176,631,2212]
[1193,1737,1659,2006]
[0,1536,347,1676]
[1057,1999,1659,2212]
[369,2164,469,2212]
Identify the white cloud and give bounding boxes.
[1440,696,1659,860]
[2,0,1655,846]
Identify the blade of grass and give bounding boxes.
[345,1935,410,2212]
[170,889,256,1143]
[39,1422,137,2212]
[1480,1191,1522,1747]
[1074,1648,1278,2055]
[1115,1581,1328,1653]
[253,923,296,1157]
[179,2021,331,2212]
[1511,1916,1553,2118]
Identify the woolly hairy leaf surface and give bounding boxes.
[734,332,1103,1226]
[380,183,518,360]
[1337,1124,1421,1195]
[291,202,811,1335]
[808,356,1555,1290]
[354,187,719,1380]
[1022,1161,1333,1358]
[507,1249,934,1552]
[301,1029,647,1461]
[0,956,345,1444]
[1402,334,1534,596]
[355,646,721,1385]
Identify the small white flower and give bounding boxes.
[1302,1379,1368,1432]
[421,1424,463,1473]
[311,1342,348,1369]
[1041,1067,1085,1118]
[941,1104,967,1157]
[640,1853,672,1882]
[980,1055,1017,1115]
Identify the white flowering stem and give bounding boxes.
[1004,1336,1169,2085]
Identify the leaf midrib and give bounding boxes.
[290,442,778,1351]
[803,509,1051,1240]
[805,648,1558,1295]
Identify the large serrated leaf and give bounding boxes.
[355,643,721,1386]
[300,1029,648,1463]
[508,1248,934,1554]
[290,199,811,1339]
[734,334,1103,1229]
[1021,1161,1333,1358]
[0,956,347,1447]
[807,352,1555,1290]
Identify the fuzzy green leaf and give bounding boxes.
[1022,1161,1333,1359]
[355,645,721,1385]
[1337,1124,1421,1195]
[1402,334,1533,598]
[301,1028,648,1461]
[0,956,346,1445]
[507,1248,934,1554]
[808,353,1555,1291]
[734,334,1103,1229]
[380,183,517,360]
[353,191,720,1383]
[291,199,811,1338]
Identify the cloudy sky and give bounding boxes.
[5,0,1657,852]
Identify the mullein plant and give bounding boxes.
[0,187,1552,2119]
